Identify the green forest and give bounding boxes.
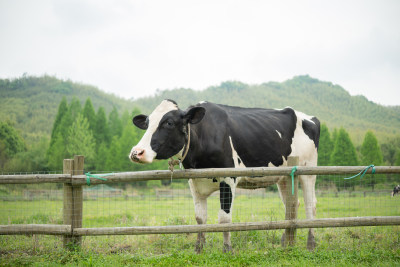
[1,75,400,180]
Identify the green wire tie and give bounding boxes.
[85,172,112,186]
[344,165,376,180]
[290,166,297,195]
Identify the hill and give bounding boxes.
[0,75,134,144]
[1,75,399,146]
[132,75,400,144]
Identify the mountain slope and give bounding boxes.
[1,75,398,146]
[132,75,400,144]
[0,75,134,144]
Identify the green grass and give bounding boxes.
[1,187,400,266]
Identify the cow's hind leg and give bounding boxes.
[300,174,317,250]
[277,178,300,246]
[219,178,237,253]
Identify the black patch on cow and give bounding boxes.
[150,110,186,159]
[302,117,320,149]
[238,158,242,165]
[213,178,218,183]
[166,99,178,105]
[227,106,297,167]
[220,181,232,214]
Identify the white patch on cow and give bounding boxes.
[291,111,318,166]
[198,101,207,104]
[276,130,282,138]
[218,209,232,224]
[229,136,245,169]
[296,110,316,124]
[130,100,178,163]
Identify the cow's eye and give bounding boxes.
[165,121,174,127]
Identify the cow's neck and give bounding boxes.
[168,124,191,170]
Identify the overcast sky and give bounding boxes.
[1,0,399,106]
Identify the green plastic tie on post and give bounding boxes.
[344,165,376,180]
[85,172,112,186]
[290,166,297,195]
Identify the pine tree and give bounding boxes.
[66,113,96,168]
[94,107,110,146]
[47,132,66,171]
[118,123,141,171]
[105,136,121,171]
[330,128,358,166]
[94,143,108,171]
[82,98,96,134]
[318,123,333,166]
[360,131,383,165]
[50,97,68,143]
[108,107,123,138]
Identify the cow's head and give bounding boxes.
[129,100,205,164]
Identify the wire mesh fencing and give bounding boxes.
[1,169,399,254]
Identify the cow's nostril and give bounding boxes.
[138,149,144,156]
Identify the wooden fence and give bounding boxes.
[1,155,400,249]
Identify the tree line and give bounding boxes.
[0,97,167,175]
[1,98,400,184]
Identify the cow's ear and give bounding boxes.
[184,107,205,124]
[133,115,148,130]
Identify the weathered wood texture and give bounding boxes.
[1,166,399,185]
[2,217,399,236]
[73,216,400,236]
[285,156,299,246]
[63,156,84,248]
[0,224,71,235]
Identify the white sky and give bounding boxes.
[1,0,399,106]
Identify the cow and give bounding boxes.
[392,185,400,197]
[129,99,320,252]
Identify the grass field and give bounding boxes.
[1,179,400,266]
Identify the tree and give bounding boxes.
[108,107,123,138]
[82,98,96,134]
[318,123,333,166]
[0,121,26,169]
[47,132,65,171]
[4,137,49,172]
[105,136,121,171]
[66,113,96,168]
[360,131,383,166]
[94,107,110,146]
[330,128,358,166]
[50,97,68,144]
[395,150,400,166]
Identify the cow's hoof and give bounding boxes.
[307,230,316,251]
[281,232,286,247]
[223,244,232,253]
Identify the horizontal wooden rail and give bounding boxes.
[1,166,400,185]
[73,216,400,236]
[0,224,71,235]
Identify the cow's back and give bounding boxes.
[185,102,319,171]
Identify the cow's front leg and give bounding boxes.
[189,179,215,253]
[219,177,236,253]
[194,196,207,253]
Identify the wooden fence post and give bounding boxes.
[284,156,299,246]
[63,155,84,249]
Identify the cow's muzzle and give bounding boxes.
[129,147,145,163]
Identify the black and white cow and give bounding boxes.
[129,99,320,252]
[392,185,400,197]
